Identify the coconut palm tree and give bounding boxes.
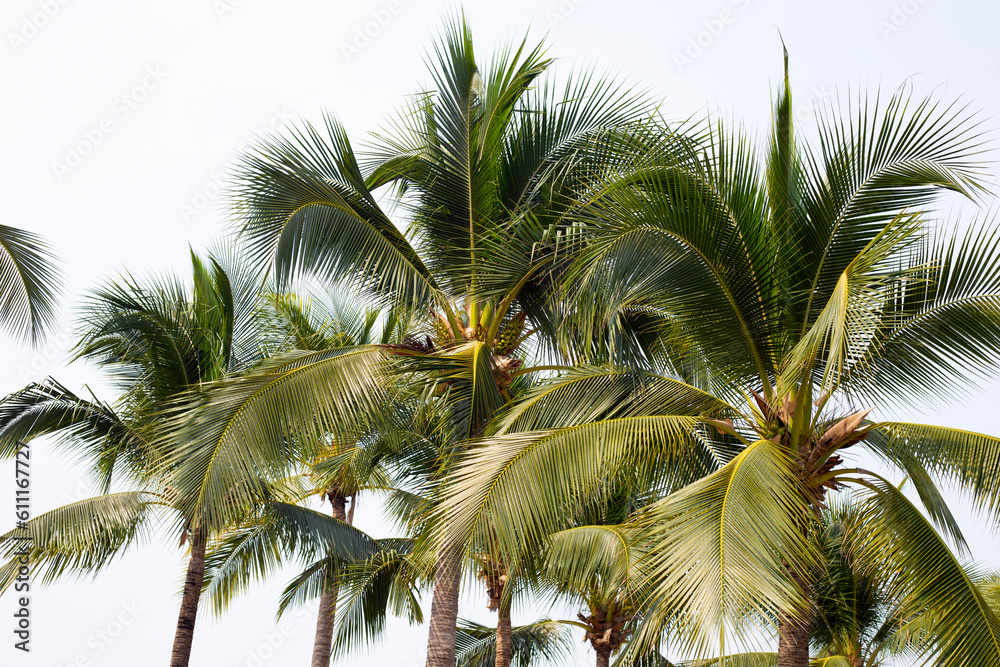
[455,618,573,667]
[540,484,656,667]
[162,14,662,667]
[197,290,427,667]
[0,252,375,667]
[0,223,61,344]
[442,52,1000,667]
[673,495,942,667]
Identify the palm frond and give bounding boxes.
[865,422,1000,523]
[623,439,816,661]
[675,654,777,667]
[202,500,378,614]
[798,90,988,333]
[230,114,437,307]
[0,223,62,344]
[159,346,391,530]
[327,541,424,660]
[849,478,1000,667]
[0,492,164,589]
[841,217,1000,404]
[543,524,637,602]
[447,412,712,568]
[0,378,151,490]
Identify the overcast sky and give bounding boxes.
[2,1,1000,665]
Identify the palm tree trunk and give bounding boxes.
[777,571,812,667]
[595,646,613,667]
[424,536,463,667]
[311,493,348,667]
[777,615,811,667]
[169,529,207,667]
[494,599,512,667]
[425,411,491,667]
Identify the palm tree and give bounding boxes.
[541,485,654,667]
[0,252,373,667]
[443,51,1000,667]
[198,290,424,667]
[455,618,573,667]
[162,14,660,667]
[807,498,915,667]
[0,223,61,344]
[678,496,941,667]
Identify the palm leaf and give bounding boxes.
[0,223,61,344]
[326,541,424,660]
[0,378,151,490]
[0,491,164,589]
[202,500,378,614]
[797,90,988,333]
[159,346,391,530]
[231,114,437,307]
[849,478,1000,667]
[623,439,816,661]
[865,422,1000,524]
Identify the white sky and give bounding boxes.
[2,0,999,665]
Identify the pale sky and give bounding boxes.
[2,1,999,665]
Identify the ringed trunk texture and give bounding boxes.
[169,529,207,667]
[424,536,464,667]
[777,572,813,667]
[494,600,512,667]
[311,493,348,667]
[595,646,613,667]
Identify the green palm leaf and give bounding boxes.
[0,378,151,489]
[202,501,378,614]
[326,541,424,660]
[159,346,391,530]
[231,114,437,307]
[0,491,164,589]
[865,421,1000,524]
[797,92,987,332]
[841,218,1000,403]
[624,439,816,661]
[543,524,637,602]
[850,478,1000,666]
[0,223,61,344]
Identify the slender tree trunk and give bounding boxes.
[777,614,811,667]
[424,411,492,667]
[494,599,512,667]
[425,536,463,667]
[595,646,613,667]
[169,529,207,667]
[311,493,348,667]
[777,572,813,667]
